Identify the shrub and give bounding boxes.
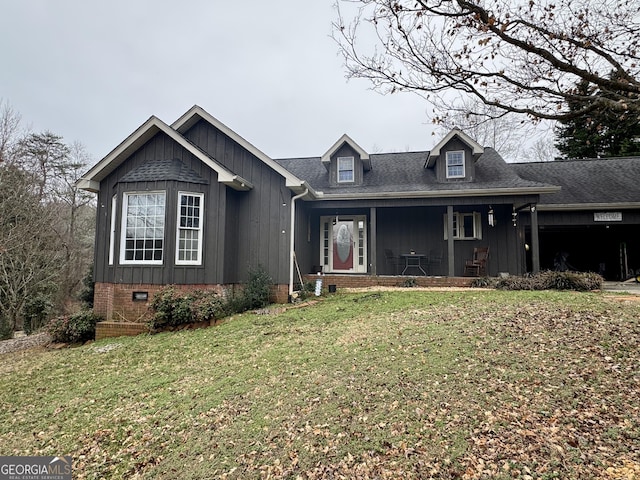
[494,275,535,290]
[470,277,495,288]
[148,266,273,331]
[226,265,273,314]
[241,265,273,310]
[0,314,11,341]
[22,295,53,335]
[149,286,192,329]
[494,271,603,291]
[190,290,226,323]
[78,266,95,309]
[534,271,603,291]
[45,310,100,343]
[148,287,226,330]
[400,277,417,288]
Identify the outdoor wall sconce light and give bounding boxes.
[488,206,495,227]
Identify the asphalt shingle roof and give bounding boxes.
[513,157,640,205]
[275,148,553,196]
[120,158,209,184]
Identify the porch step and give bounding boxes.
[95,321,149,340]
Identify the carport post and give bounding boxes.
[530,204,540,274]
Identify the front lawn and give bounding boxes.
[1,290,638,479]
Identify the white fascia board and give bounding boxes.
[76,115,162,189]
[76,115,251,193]
[172,105,309,191]
[320,133,371,170]
[76,178,100,193]
[313,185,560,201]
[426,128,484,167]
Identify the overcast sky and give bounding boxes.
[1,0,440,165]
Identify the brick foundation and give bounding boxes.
[270,284,290,304]
[93,282,290,324]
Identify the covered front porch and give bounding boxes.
[294,197,542,281]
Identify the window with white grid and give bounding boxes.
[121,192,165,264]
[176,192,204,265]
[337,156,355,183]
[446,151,465,178]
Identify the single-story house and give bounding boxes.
[77,105,640,323]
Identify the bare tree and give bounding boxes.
[334,0,640,124]
[0,112,96,334]
[0,99,23,164]
[16,131,71,202]
[0,165,64,333]
[49,141,96,304]
[438,98,525,159]
[524,137,560,163]
[436,97,559,161]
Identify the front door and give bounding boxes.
[320,216,367,273]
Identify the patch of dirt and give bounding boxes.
[607,295,640,302]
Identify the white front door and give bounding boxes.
[320,216,367,273]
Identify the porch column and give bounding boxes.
[530,204,540,273]
[447,205,455,276]
[370,207,377,275]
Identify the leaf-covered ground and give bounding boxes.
[1,290,638,479]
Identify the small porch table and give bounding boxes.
[400,253,427,275]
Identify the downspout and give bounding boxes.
[289,188,309,297]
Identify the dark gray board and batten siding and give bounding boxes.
[95,126,292,287]
[181,119,292,285]
[95,132,227,286]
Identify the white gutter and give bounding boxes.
[313,186,560,200]
[289,188,309,297]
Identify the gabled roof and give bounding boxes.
[172,105,315,197]
[425,128,485,168]
[77,116,252,193]
[513,157,640,210]
[320,134,371,171]
[276,148,558,200]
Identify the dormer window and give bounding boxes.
[446,151,465,178]
[337,156,355,183]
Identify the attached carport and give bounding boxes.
[525,222,639,280]
[513,158,640,281]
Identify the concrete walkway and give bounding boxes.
[603,280,640,295]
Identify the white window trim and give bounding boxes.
[446,150,466,179]
[444,212,482,240]
[108,194,117,265]
[337,156,355,183]
[120,191,166,265]
[175,192,204,266]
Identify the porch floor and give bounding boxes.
[302,274,475,290]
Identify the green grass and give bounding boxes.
[1,290,639,479]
